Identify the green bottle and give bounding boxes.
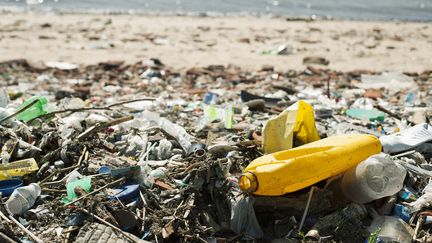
[16,96,48,122]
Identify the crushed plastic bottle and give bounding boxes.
[341,154,407,203]
[6,183,41,215]
[158,117,196,154]
[379,123,432,154]
[16,96,48,122]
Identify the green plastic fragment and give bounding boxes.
[16,96,48,122]
[346,108,385,122]
[63,177,92,204]
[201,104,234,129]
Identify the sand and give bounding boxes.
[0,12,431,72]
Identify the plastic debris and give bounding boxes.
[0,58,431,242]
[262,100,320,154]
[346,108,385,121]
[368,216,413,243]
[16,96,48,122]
[0,158,39,180]
[201,104,234,129]
[341,154,406,203]
[359,72,418,95]
[239,134,381,195]
[5,183,41,215]
[380,123,432,154]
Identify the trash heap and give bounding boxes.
[0,59,432,243]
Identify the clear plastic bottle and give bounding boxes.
[6,183,41,215]
[138,166,168,188]
[341,154,406,203]
[368,216,413,243]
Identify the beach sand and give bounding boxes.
[0,12,431,72]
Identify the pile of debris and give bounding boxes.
[0,59,432,242]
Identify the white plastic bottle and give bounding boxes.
[6,183,41,215]
[341,154,406,203]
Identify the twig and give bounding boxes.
[197,236,208,243]
[39,164,80,184]
[39,180,64,187]
[8,215,44,243]
[0,210,11,223]
[63,226,79,234]
[413,215,425,241]
[139,142,158,163]
[0,232,15,243]
[114,196,125,208]
[374,104,415,125]
[64,177,125,206]
[391,150,416,159]
[40,146,87,185]
[34,97,156,121]
[139,190,147,232]
[0,99,39,124]
[173,200,184,217]
[76,125,97,141]
[299,186,315,232]
[41,188,67,193]
[77,146,88,166]
[76,115,134,141]
[107,97,156,108]
[374,104,402,120]
[64,226,78,243]
[41,168,106,187]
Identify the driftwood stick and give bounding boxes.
[8,215,43,243]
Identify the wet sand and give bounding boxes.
[0,12,431,72]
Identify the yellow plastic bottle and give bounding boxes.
[239,134,382,196]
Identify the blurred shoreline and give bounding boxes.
[0,7,321,21]
[1,8,432,23]
[0,11,431,72]
[1,0,432,22]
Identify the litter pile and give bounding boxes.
[0,59,432,243]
